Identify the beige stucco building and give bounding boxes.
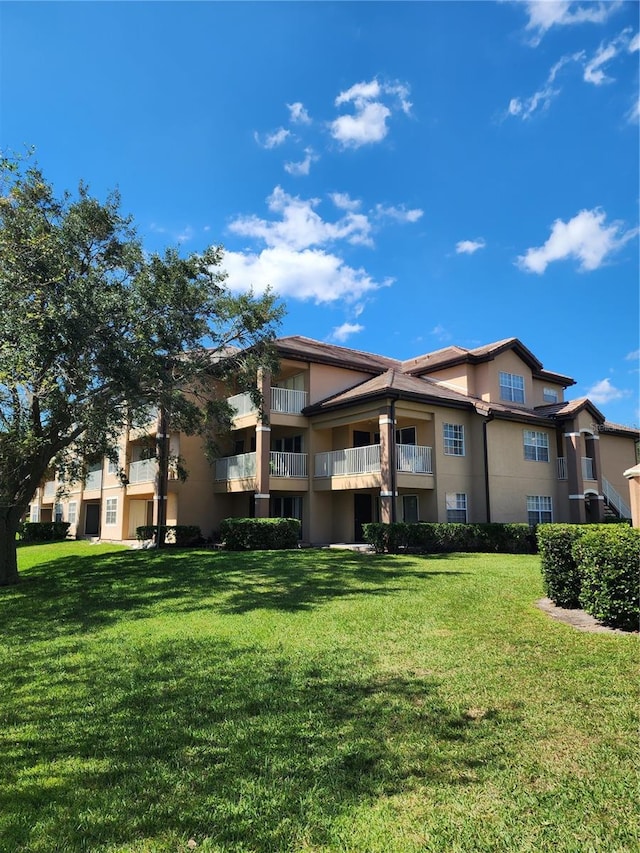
[30,337,639,542]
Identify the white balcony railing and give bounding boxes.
[128,458,158,485]
[43,481,56,499]
[315,444,381,477]
[557,457,567,480]
[271,387,308,414]
[602,477,631,519]
[84,469,103,491]
[215,452,256,481]
[581,457,595,481]
[269,451,307,478]
[396,444,433,474]
[227,392,257,419]
[228,388,309,418]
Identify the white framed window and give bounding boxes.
[443,423,465,456]
[527,495,552,525]
[105,497,118,526]
[29,504,39,522]
[543,387,558,404]
[68,502,77,525]
[107,457,119,475]
[524,430,549,462]
[54,503,64,522]
[499,371,525,404]
[446,493,467,523]
[402,494,419,523]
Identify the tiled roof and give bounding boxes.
[276,336,400,374]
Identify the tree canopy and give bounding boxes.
[0,156,283,584]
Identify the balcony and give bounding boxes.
[227,387,308,419]
[557,457,567,480]
[270,451,307,478]
[215,452,256,481]
[396,444,432,474]
[128,458,158,485]
[581,457,595,481]
[315,445,381,477]
[84,469,103,491]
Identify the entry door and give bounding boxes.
[85,504,100,536]
[354,494,372,542]
[128,500,148,538]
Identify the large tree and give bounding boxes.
[0,157,283,585]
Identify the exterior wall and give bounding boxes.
[308,363,374,406]
[475,351,533,408]
[430,407,487,523]
[599,432,637,508]
[424,364,473,396]
[531,378,564,407]
[486,418,563,523]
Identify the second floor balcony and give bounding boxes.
[227,387,308,419]
[314,444,433,478]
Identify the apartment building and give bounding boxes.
[30,336,639,543]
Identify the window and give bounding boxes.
[446,493,467,523]
[272,496,303,520]
[107,456,119,475]
[527,495,552,525]
[443,423,465,456]
[524,430,549,462]
[402,495,419,523]
[68,502,77,525]
[543,387,558,404]
[105,497,118,526]
[54,503,64,523]
[275,435,303,453]
[29,504,39,522]
[499,371,525,404]
[396,426,416,445]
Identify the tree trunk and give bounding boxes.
[0,510,20,586]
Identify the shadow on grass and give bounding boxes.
[2,547,469,641]
[0,636,515,852]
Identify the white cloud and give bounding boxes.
[506,52,583,120]
[456,238,486,255]
[222,246,390,304]
[585,377,631,404]
[583,29,634,85]
[287,101,311,124]
[517,208,639,274]
[330,77,412,148]
[254,127,290,149]
[229,186,374,250]
[523,1,622,46]
[375,204,423,223]
[431,324,452,342]
[330,192,361,211]
[625,350,640,361]
[331,322,364,343]
[626,96,640,124]
[284,148,317,177]
[629,32,640,52]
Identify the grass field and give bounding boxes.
[0,541,637,853]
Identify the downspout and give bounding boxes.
[390,396,399,523]
[482,412,495,523]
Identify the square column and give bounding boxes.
[379,409,396,524]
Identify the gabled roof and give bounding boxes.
[402,337,575,387]
[304,368,473,414]
[534,396,605,422]
[275,336,400,374]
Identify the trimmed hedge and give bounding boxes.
[362,522,537,555]
[136,525,203,546]
[220,517,300,551]
[21,521,70,542]
[536,523,613,608]
[574,526,640,631]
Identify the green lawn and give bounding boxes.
[1,542,637,853]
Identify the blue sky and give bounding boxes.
[1,1,639,426]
